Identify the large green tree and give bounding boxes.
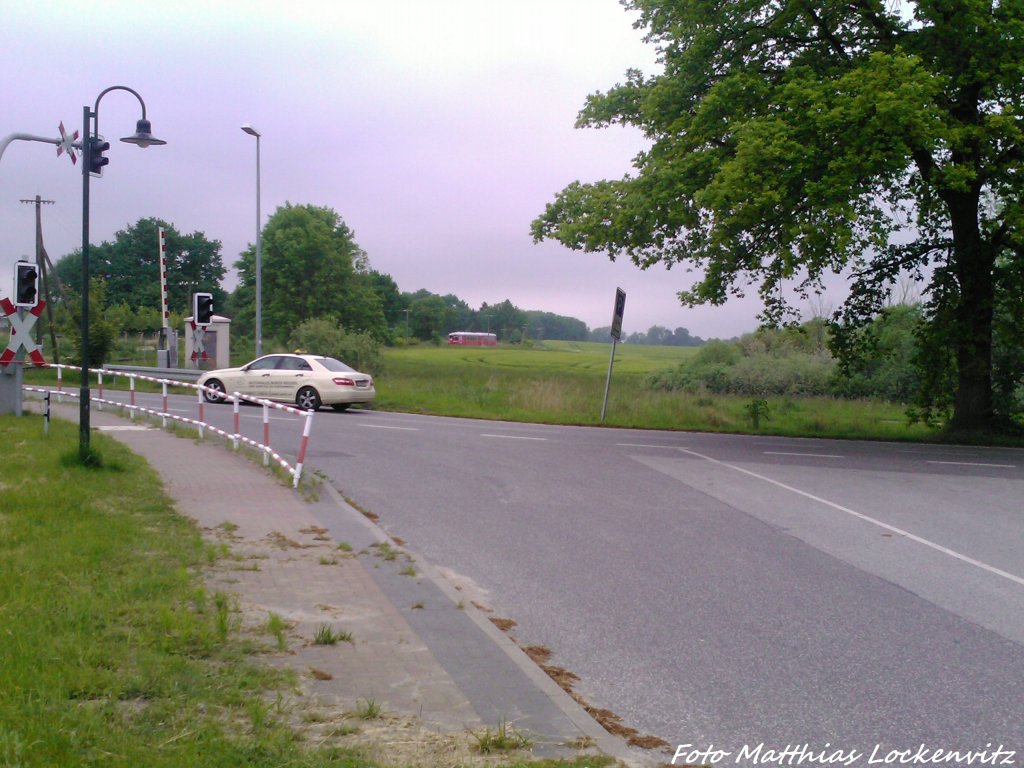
[232,204,386,343]
[53,217,227,319]
[533,0,1024,432]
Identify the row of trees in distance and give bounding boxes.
[40,206,699,366]
[33,203,1023,426]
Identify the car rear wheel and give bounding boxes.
[203,379,227,403]
[296,386,322,411]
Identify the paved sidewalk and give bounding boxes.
[44,402,655,767]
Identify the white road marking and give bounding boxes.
[481,434,547,441]
[764,451,843,459]
[927,460,1016,469]
[617,443,682,449]
[359,424,419,431]
[680,447,1024,589]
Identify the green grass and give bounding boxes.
[0,415,312,767]
[313,624,353,646]
[472,718,534,754]
[0,414,618,768]
[25,338,943,441]
[376,341,936,441]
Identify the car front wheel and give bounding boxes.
[203,379,227,403]
[296,386,322,411]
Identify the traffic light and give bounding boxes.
[14,261,39,308]
[88,136,110,176]
[193,292,214,326]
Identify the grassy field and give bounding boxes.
[376,340,936,441]
[0,414,614,768]
[21,339,937,440]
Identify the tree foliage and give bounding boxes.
[525,311,589,341]
[231,204,386,343]
[626,325,705,346]
[53,218,227,320]
[287,316,384,375]
[533,0,1024,432]
[58,278,117,368]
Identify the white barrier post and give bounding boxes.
[56,365,63,402]
[262,402,270,466]
[196,389,204,439]
[129,375,136,420]
[293,410,314,488]
[161,381,168,428]
[233,395,240,451]
[97,371,104,411]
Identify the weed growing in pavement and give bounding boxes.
[266,612,290,650]
[471,718,534,754]
[313,624,353,645]
[370,541,399,561]
[355,698,384,720]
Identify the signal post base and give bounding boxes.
[0,363,24,416]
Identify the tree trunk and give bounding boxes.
[948,194,995,433]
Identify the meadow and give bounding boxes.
[20,338,935,441]
[376,340,936,441]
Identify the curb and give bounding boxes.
[319,481,659,768]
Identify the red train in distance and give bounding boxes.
[447,332,498,346]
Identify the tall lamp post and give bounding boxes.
[241,124,262,358]
[80,86,165,460]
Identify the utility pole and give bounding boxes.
[19,195,60,361]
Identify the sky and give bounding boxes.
[0,0,819,340]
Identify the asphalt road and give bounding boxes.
[156,396,1024,759]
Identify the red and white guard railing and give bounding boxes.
[24,364,315,488]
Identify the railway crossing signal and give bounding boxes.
[14,261,39,308]
[193,292,213,326]
[88,136,110,176]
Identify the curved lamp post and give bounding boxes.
[80,86,166,459]
[241,124,262,358]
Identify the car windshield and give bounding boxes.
[314,357,357,373]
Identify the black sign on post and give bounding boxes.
[602,288,626,421]
[610,287,626,340]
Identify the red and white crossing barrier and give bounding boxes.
[26,364,316,488]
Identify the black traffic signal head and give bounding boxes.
[193,292,214,326]
[88,136,110,176]
[15,261,39,308]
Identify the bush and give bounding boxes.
[643,340,741,392]
[830,305,922,402]
[288,316,384,375]
[644,335,835,397]
[726,352,835,396]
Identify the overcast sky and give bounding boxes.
[1,0,810,340]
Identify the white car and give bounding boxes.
[197,353,375,412]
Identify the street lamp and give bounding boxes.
[80,86,165,460]
[241,123,262,358]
